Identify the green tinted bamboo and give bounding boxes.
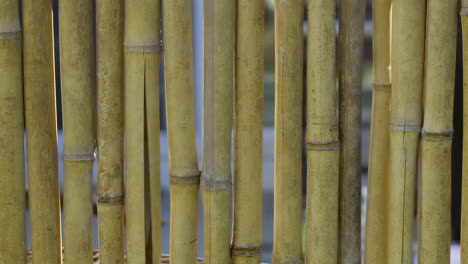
[418,0,457,263]
[272,0,304,263]
[163,1,200,263]
[22,1,62,263]
[202,0,235,263]
[60,0,95,263]
[231,1,264,263]
[0,1,25,263]
[387,0,426,262]
[306,0,339,263]
[96,0,124,263]
[364,0,392,262]
[338,0,365,263]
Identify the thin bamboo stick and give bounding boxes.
[231,1,265,264]
[0,1,26,263]
[202,0,235,263]
[418,0,457,263]
[386,0,426,262]
[305,0,339,263]
[163,0,200,263]
[96,0,124,263]
[59,0,95,263]
[272,0,304,263]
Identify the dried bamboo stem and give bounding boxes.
[59,0,96,263]
[202,0,235,263]
[0,1,26,263]
[163,1,200,263]
[272,0,304,263]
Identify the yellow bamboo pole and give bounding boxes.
[386,0,426,262]
[59,0,95,263]
[0,1,26,263]
[231,1,264,264]
[96,0,124,263]
[22,0,62,263]
[272,0,304,263]
[305,0,339,263]
[163,1,200,263]
[418,0,457,263]
[202,0,235,263]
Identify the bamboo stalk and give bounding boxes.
[202,0,235,263]
[96,0,124,263]
[386,0,426,262]
[231,1,264,264]
[305,0,339,263]
[272,0,304,263]
[163,1,200,263]
[59,0,95,263]
[0,1,26,263]
[364,0,392,262]
[418,0,457,263]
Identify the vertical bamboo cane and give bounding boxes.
[231,1,264,264]
[202,0,235,263]
[0,1,25,263]
[96,0,124,263]
[306,0,339,263]
[163,1,200,263]
[387,0,426,262]
[272,0,304,263]
[418,0,457,263]
[60,0,95,263]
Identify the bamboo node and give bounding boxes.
[170,172,201,184]
[305,142,340,151]
[421,131,453,141]
[373,82,391,91]
[98,195,124,205]
[0,30,21,40]
[201,177,232,191]
[231,246,263,257]
[389,123,421,132]
[124,43,161,53]
[63,152,96,162]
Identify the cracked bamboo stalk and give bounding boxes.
[22,1,62,263]
[386,0,426,262]
[0,1,26,263]
[231,1,264,263]
[59,0,95,263]
[306,0,339,263]
[163,0,200,263]
[418,0,457,263]
[202,0,235,263]
[272,0,304,263]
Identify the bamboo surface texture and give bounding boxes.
[387,0,426,262]
[338,0,365,263]
[461,1,468,263]
[232,1,265,264]
[163,0,200,263]
[22,0,62,263]
[59,0,96,263]
[272,0,304,263]
[202,0,235,263]
[0,1,25,263]
[306,0,339,263]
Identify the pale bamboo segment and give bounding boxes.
[96,0,124,263]
[272,0,304,263]
[0,1,25,263]
[202,0,235,264]
[59,0,95,263]
[387,0,426,262]
[163,0,200,263]
[306,0,339,263]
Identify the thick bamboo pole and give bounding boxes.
[386,0,426,262]
[231,1,264,264]
[0,1,26,263]
[59,0,95,263]
[163,1,200,263]
[272,0,304,263]
[96,0,124,263]
[305,0,339,263]
[418,0,457,263]
[22,1,62,263]
[202,0,235,263]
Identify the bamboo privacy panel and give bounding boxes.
[0,0,467,263]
